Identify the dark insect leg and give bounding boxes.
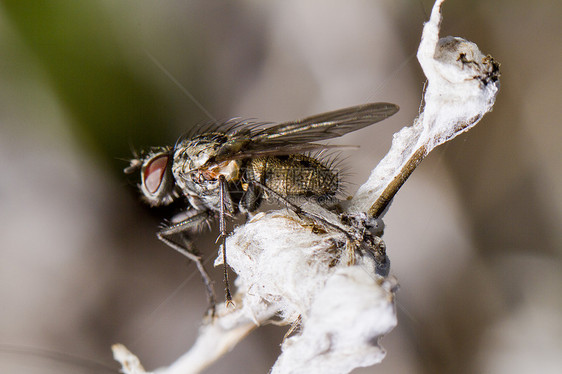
[158,210,217,317]
[252,181,390,273]
[365,235,390,277]
[218,175,233,306]
[239,182,263,215]
[252,181,353,241]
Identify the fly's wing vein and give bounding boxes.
[207,102,398,164]
[249,102,398,144]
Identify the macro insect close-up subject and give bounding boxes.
[125,102,398,314]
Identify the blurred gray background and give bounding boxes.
[1,0,560,373]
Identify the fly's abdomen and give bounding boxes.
[247,155,339,200]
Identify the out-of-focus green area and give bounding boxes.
[1,0,213,173]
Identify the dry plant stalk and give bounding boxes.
[113,0,500,373]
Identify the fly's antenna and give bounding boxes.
[122,140,142,174]
[123,159,142,174]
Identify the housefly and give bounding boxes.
[125,102,399,314]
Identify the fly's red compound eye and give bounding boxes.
[143,155,169,194]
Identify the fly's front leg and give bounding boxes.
[217,175,233,306]
[158,210,217,317]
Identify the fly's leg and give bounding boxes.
[251,181,390,273]
[366,235,390,277]
[158,210,217,317]
[252,181,352,240]
[341,213,390,276]
[239,182,263,215]
[217,175,234,307]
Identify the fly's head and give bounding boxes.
[124,147,176,206]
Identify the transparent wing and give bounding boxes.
[211,102,398,164]
[249,102,398,145]
[219,143,357,161]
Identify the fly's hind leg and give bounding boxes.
[158,210,217,318]
[251,181,350,237]
[239,182,263,217]
[251,181,386,270]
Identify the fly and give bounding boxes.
[125,102,399,315]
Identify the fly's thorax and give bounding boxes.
[174,133,228,170]
[171,133,224,192]
[247,155,340,200]
[171,133,243,211]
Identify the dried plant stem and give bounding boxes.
[369,145,427,218]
